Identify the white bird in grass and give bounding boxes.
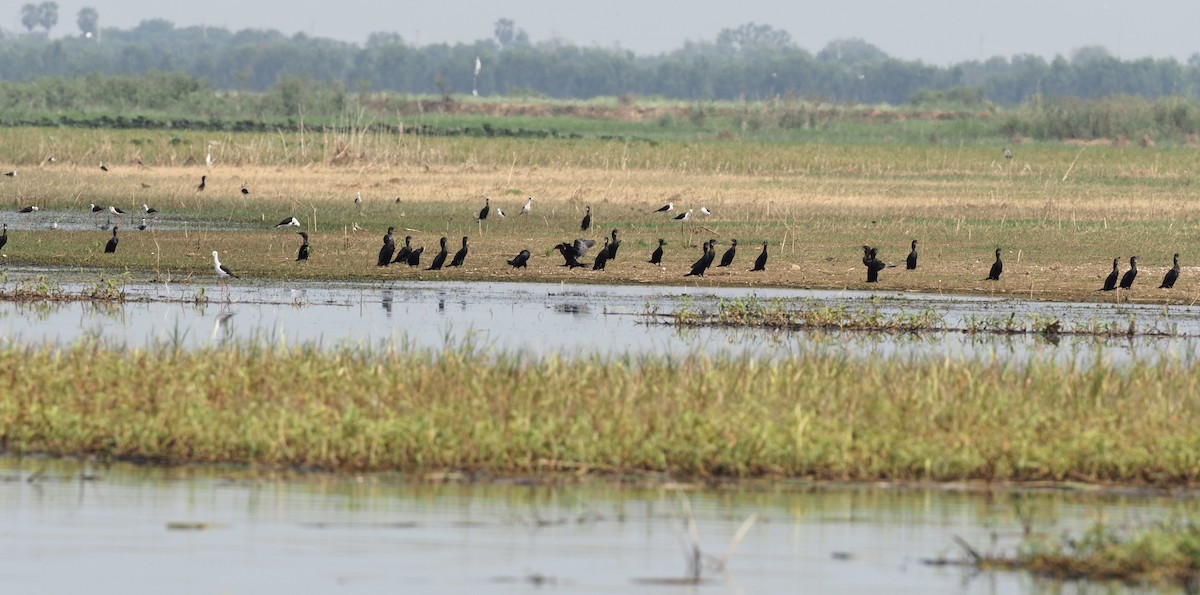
[17,205,38,213]
[275,216,301,228]
[654,202,674,213]
[137,218,148,231]
[212,251,238,301]
[673,209,693,222]
[700,206,712,217]
[495,207,506,218]
[519,197,533,215]
[355,192,363,206]
[109,205,125,216]
[143,203,157,214]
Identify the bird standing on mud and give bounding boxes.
[581,206,592,231]
[718,239,737,267]
[377,227,396,266]
[392,236,413,265]
[685,240,716,277]
[862,246,888,283]
[555,242,587,268]
[605,229,621,260]
[1161,253,1180,289]
[427,237,449,270]
[449,236,469,267]
[1119,256,1138,290]
[0,224,7,252]
[752,242,768,271]
[104,226,119,253]
[1101,258,1119,291]
[649,239,665,265]
[296,232,311,261]
[478,197,490,221]
[906,240,918,270]
[986,248,1003,281]
[507,249,531,268]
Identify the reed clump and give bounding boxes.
[1,341,1199,483]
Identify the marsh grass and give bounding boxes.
[3,340,1200,483]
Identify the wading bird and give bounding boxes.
[275,216,300,228]
[986,248,1003,281]
[1119,256,1138,290]
[653,202,674,213]
[1101,258,1120,291]
[449,236,469,267]
[137,218,148,231]
[143,204,157,214]
[519,196,533,216]
[1161,253,1180,289]
[99,161,109,172]
[752,242,768,271]
[649,239,665,265]
[296,232,311,261]
[109,206,126,217]
[673,209,692,222]
[495,207,506,218]
[700,206,712,217]
[17,205,37,213]
[427,237,449,270]
[104,226,119,253]
[906,240,918,270]
[212,251,238,301]
[507,249,531,268]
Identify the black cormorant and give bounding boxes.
[718,239,737,267]
[427,237,449,270]
[986,248,1003,281]
[1161,253,1180,289]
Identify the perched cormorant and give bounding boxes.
[0,224,8,251]
[1101,258,1120,291]
[449,236,469,267]
[605,229,621,260]
[685,240,716,277]
[478,198,490,221]
[296,232,311,261]
[718,239,737,267]
[906,240,918,270]
[406,245,424,267]
[593,239,610,271]
[986,248,1003,281]
[752,242,768,271]
[572,238,596,259]
[104,226,119,253]
[392,236,412,265]
[1161,253,1180,289]
[555,242,587,268]
[581,206,591,231]
[427,237,449,270]
[1119,256,1138,290]
[377,227,396,266]
[863,246,888,283]
[197,175,206,191]
[507,249,531,268]
[649,239,665,265]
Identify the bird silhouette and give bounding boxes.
[0,224,7,252]
[863,246,888,283]
[718,239,737,267]
[275,216,300,228]
[197,175,206,191]
[1119,256,1138,289]
[392,236,412,265]
[296,232,311,261]
[377,227,396,266]
[649,239,665,265]
[1101,258,1119,291]
[555,242,587,268]
[605,229,621,260]
[906,239,918,270]
[752,242,768,271]
[507,249,531,268]
[448,236,469,267]
[986,248,1003,281]
[593,239,610,271]
[478,197,490,221]
[427,237,449,270]
[1161,253,1180,289]
[104,226,119,253]
[653,202,674,213]
[685,240,716,277]
[581,205,591,231]
[406,245,424,267]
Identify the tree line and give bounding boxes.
[2,17,1200,106]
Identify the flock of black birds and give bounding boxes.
[862,240,1180,292]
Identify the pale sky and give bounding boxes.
[8,0,1200,65]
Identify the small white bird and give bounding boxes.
[495,207,506,218]
[99,161,109,172]
[137,218,148,231]
[213,251,237,279]
[17,205,38,213]
[519,197,533,215]
[673,209,693,222]
[700,206,712,217]
[654,202,674,213]
[109,206,125,216]
[355,192,363,206]
[474,56,482,77]
[143,204,157,214]
[275,216,301,228]
[50,221,58,230]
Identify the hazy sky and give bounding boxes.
[9,0,1200,65]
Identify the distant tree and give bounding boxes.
[20,3,38,33]
[817,38,889,66]
[715,23,793,52]
[493,18,514,49]
[76,6,97,37]
[36,1,58,34]
[1071,45,1112,65]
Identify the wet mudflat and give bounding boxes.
[1,269,1199,365]
[0,457,1188,594]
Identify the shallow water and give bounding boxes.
[1,271,1199,365]
[0,458,1185,594]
